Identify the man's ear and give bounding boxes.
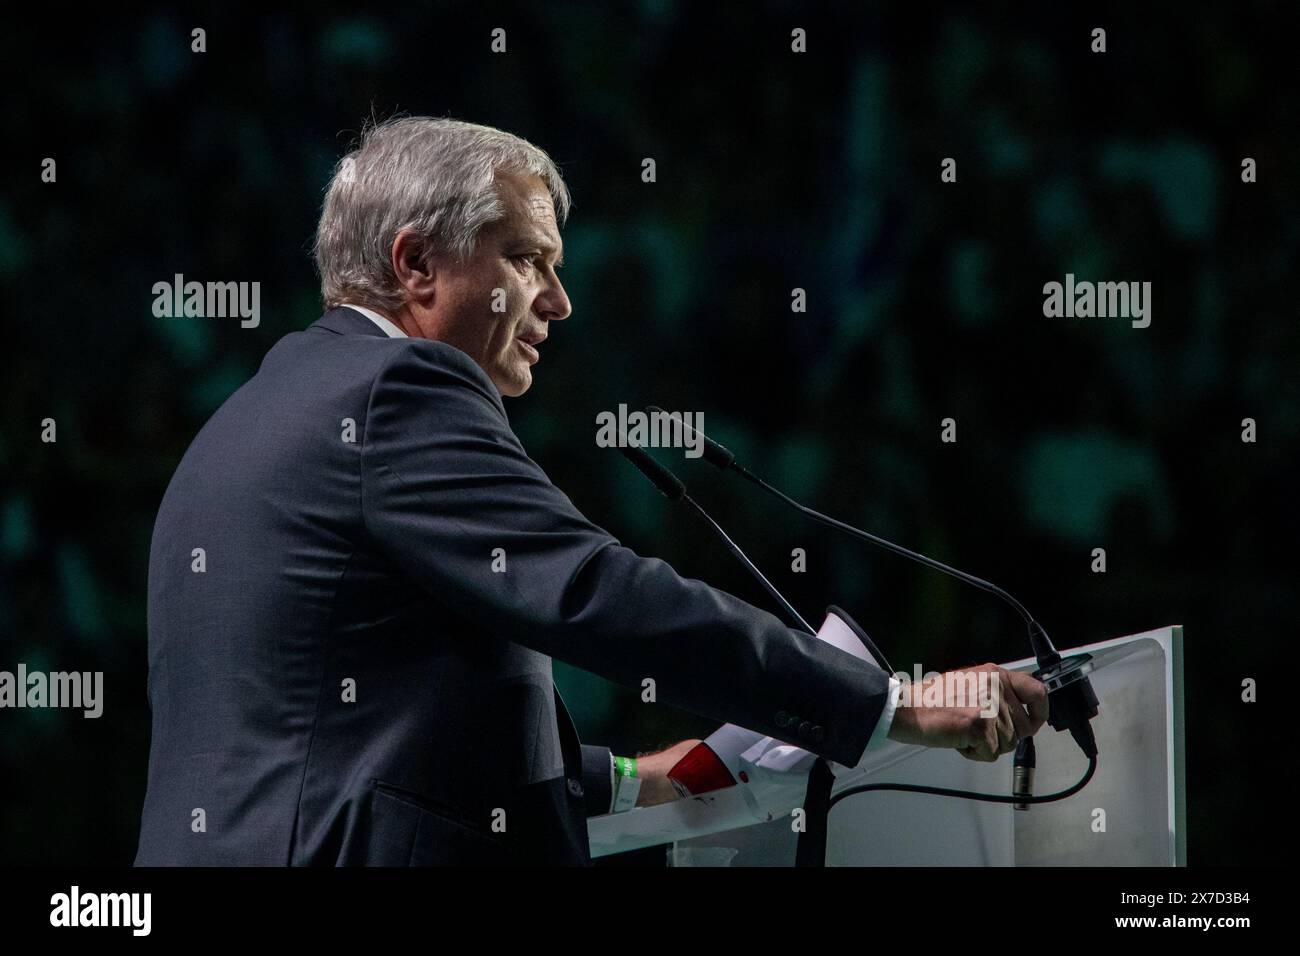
[391,229,438,305]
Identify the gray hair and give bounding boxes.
[314,116,571,312]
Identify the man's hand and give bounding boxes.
[633,739,704,807]
[886,664,1049,761]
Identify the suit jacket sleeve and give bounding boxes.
[579,744,614,816]
[359,341,892,768]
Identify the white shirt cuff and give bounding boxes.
[608,753,617,814]
[864,676,901,752]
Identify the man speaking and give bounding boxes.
[134,117,1047,865]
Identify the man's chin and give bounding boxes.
[495,367,532,398]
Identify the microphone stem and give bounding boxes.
[736,468,1060,663]
[681,493,816,635]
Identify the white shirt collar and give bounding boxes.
[340,302,407,339]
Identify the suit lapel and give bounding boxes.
[552,684,583,773]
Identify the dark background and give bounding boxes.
[1,2,1293,866]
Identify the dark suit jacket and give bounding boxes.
[134,306,892,865]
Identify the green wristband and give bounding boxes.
[611,755,641,812]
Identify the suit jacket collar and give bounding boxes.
[309,306,390,338]
[310,307,512,422]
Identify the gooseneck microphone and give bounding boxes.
[616,444,816,635]
[614,437,1100,870]
[645,405,1100,762]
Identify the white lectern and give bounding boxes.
[588,625,1185,866]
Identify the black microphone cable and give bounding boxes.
[830,753,1097,809]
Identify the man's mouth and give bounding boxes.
[516,330,546,363]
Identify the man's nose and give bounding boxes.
[535,274,572,322]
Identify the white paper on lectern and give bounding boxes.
[694,609,882,821]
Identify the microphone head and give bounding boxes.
[645,405,736,470]
[1033,654,1101,759]
[618,444,686,501]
